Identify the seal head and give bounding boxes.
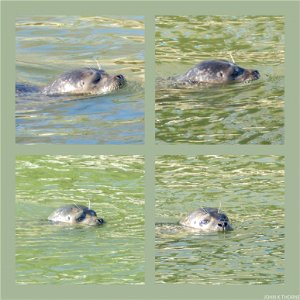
[48,204,104,226]
[180,207,233,231]
[42,68,126,96]
[175,60,260,85]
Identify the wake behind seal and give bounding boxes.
[48,204,105,226]
[180,207,233,232]
[16,67,126,96]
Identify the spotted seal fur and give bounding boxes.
[16,67,126,96]
[164,59,260,88]
[180,207,233,231]
[48,204,104,226]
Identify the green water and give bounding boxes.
[16,16,144,144]
[16,155,145,284]
[155,16,284,144]
[155,155,284,284]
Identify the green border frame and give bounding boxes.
[1,1,299,300]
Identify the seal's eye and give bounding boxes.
[231,68,243,78]
[93,73,101,84]
[199,219,209,226]
[89,211,96,217]
[77,214,85,222]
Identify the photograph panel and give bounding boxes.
[155,16,284,145]
[155,155,285,284]
[16,16,145,145]
[16,155,145,284]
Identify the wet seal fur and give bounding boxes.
[180,207,233,232]
[16,67,126,96]
[48,204,104,226]
[166,59,260,88]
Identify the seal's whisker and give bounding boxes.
[229,52,235,64]
[94,59,102,70]
[202,207,209,215]
[218,202,222,213]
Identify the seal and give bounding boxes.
[48,204,104,226]
[43,68,126,95]
[173,59,260,86]
[16,67,126,96]
[180,207,233,231]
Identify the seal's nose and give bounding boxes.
[252,70,260,79]
[97,218,105,225]
[115,74,126,84]
[218,221,228,230]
